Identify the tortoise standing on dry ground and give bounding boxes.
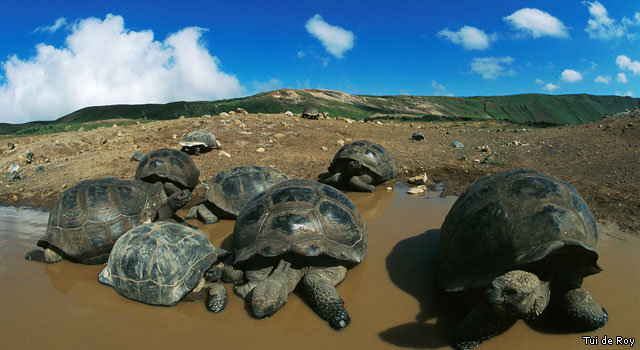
[436,169,608,350]
[179,130,222,155]
[24,178,190,264]
[301,106,320,119]
[186,166,290,224]
[135,148,200,196]
[99,222,228,312]
[230,179,367,330]
[321,140,397,192]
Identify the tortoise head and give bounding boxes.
[158,189,191,219]
[484,270,550,319]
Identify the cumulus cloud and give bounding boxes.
[504,8,569,38]
[616,90,633,97]
[305,14,354,59]
[560,69,583,83]
[594,75,611,84]
[584,1,640,40]
[437,26,495,50]
[535,78,545,85]
[0,14,242,123]
[543,83,560,92]
[431,80,454,96]
[34,17,67,33]
[617,73,628,83]
[471,57,515,80]
[616,55,640,75]
[252,78,284,93]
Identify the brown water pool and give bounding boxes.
[1,185,638,349]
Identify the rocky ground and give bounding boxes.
[1,108,639,235]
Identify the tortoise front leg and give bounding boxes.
[197,203,220,225]
[322,172,345,188]
[454,303,517,350]
[163,182,182,196]
[250,260,303,318]
[349,175,375,192]
[24,248,63,263]
[204,282,228,313]
[301,265,351,330]
[557,288,608,331]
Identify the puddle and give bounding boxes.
[0,186,638,349]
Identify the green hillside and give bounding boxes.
[2,89,639,135]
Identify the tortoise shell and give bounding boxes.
[204,166,290,217]
[135,148,199,190]
[436,169,601,292]
[233,179,367,265]
[179,130,218,149]
[329,140,396,182]
[99,222,219,306]
[302,106,319,118]
[38,178,165,264]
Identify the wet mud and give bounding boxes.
[0,185,638,349]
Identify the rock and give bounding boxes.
[411,132,425,141]
[345,138,353,143]
[479,145,491,152]
[12,195,18,202]
[8,172,20,182]
[130,151,144,162]
[337,139,345,147]
[236,108,248,114]
[7,142,15,150]
[217,151,231,158]
[256,147,266,153]
[35,166,44,174]
[345,118,355,124]
[284,111,294,117]
[116,131,124,137]
[178,116,185,120]
[8,163,19,173]
[25,150,34,163]
[219,112,230,117]
[321,146,329,151]
[386,187,393,191]
[172,134,177,139]
[228,111,236,116]
[459,155,468,161]
[451,140,464,148]
[604,124,612,130]
[408,185,427,195]
[274,133,285,139]
[62,183,68,189]
[408,173,428,185]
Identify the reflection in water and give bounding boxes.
[1,188,639,350]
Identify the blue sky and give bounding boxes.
[1,0,639,123]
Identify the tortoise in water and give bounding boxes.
[186,166,290,224]
[135,148,200,196]
[321,140,397,192]
[99,222,228,312]
[436,169,608,350]
[24,178,190,264]
[230,179,367,330]
[179,130,222,156]
[301,106,319,119]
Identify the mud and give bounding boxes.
[0,186,638,350]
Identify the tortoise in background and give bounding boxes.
[230,179,367,330]
[135,148,199,196]
[321,140,397,192]
[186,166,290,224]
[301,106,320,119]
[179,130,222,156]
[436,169,607,350]
[99,221,228,312]
[24,178,190,264]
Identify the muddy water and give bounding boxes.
[0,186,638,350]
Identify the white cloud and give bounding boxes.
[616,55,640,75]
[617,72,628,83]
[535,78,545,85]
[470,57,515,80]
[305,14,354,59]
[616,90,634,97]
[594,75,611,84]
[0,14,243,123]
[34,17,67,33]
[543,83,560,92]
[560,69,583,83]
[252,78,284,92]
[584,1,640,40]
[504,8,569,38]
[437,26,494,50]
[431,80,453,96]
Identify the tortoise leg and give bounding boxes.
[221,256,245,284]
[234,263,273,300]
[197,203,220,225]
[205,282,228,313]
[348,175,375,192]
[557,288,608,331]
[24,248,63,263]
[301,265,351,330]
[163,182,182,196]
[250,260,304,318]
[322,172,344,187]
[454,303,517,350]
[185,204,200,220]
[194,147,201,156]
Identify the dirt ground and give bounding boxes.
[1,110,638,235]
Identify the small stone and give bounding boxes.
[62,183,68,189]
[6,142,15,150]
[459,155,468,161]
[408,174,428,185]
[412,132,425,141]
[236,108,248,114]
[337,139,345,147]
[228,111,236,115]
[172,134,177,139]
[8,172,20,182]
[281,122,288,127]
[473,159,480,163]
[274,133,285,139]
[35,166,44,174]
[346,118,355,124]
[321,146,329,151]
[112,124,118,128]
[386,186,393,191]
[284,111,294,117]
[178,115,185,120]
[25,150,34,163]
[451,140,464,148]
[130,151,144,162]
[12,195,18,202]
[219,112,230,117]
[345,138,353,143]
[480,145,491,152]
[8,163,19,173]
[408,185,427,195]
[604,124,612,130]
[217,151,231,158]
[256,147,266,153]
